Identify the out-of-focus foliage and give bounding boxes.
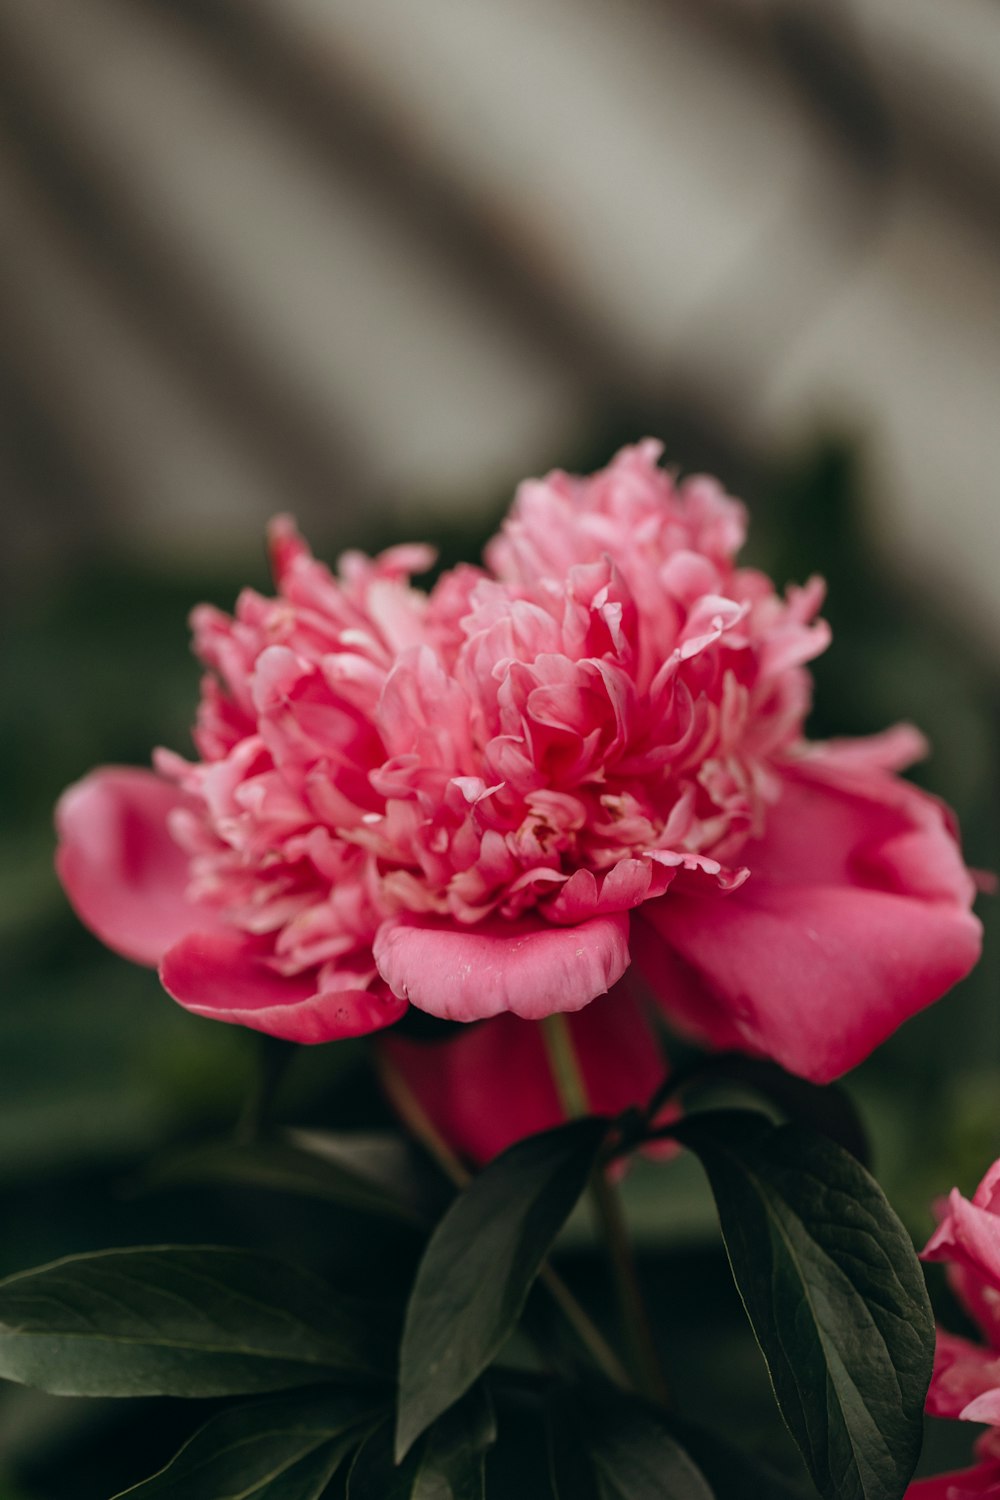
[1,437,997,1494]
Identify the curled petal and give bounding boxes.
[55,767,209,966]
[373,911,630,1021]
[924,1191,1000,1349]
[161,929,406,1042]
[923,1329,1000,1421]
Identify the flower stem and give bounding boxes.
[375,1047,630,1391]
[376,1049,471,1190]
[541,1013,670,1407]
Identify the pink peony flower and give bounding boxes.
[56,441,981,1073]
[921,1161,1000,1429]
[906,1437,1000,1498]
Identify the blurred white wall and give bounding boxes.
[1,0,998,636]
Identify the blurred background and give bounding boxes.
[1,1,999,1494]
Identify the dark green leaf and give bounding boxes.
[552,1391,714,1500]
[661,1417,811,1500]
[149,1130,439,1228]
[111,1386,382,1497]
[396,1118,608,1459]
[545,1392,599,1500]
[350,1387,495,1499]
[486,1388,561,1500]
[682,1055,871,1168]
[0,1245,392,1396]
[674,1110,933,1500]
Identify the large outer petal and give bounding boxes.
[633,756,981,1082]
[379,984,665,1163]
[161,929,406,1042]
[54,767,209,965]
[373,911,630,1021]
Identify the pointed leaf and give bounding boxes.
[674,1110,933,1500]
[351,1387,495,1499]
[684,1054,871,1168]
[550,1391,713,1500]
[545,1392,600,1500]
[397,1118,609,1458]
[150,1131,438,1228]
[111,1386,383,1497]
[660,1416,811,1500]
[0,1246,392,1396]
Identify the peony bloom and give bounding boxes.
[56,442,980,1074]
[906,1438,1000,1498]
[922,1161,1000,1428]
[906,1164,1000,1498]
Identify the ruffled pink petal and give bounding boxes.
[54,767,208,966]
[924,1193,1000,1350]
[544,857,670,924]
[160,929,406,1042]
[923,1329,1000,1421]
[924,1191,1000,1282]
[812,723,929,774]
[373,912,630,1021]
[974,1160,1000,1215]
[963,1390,1000,1426]
[380,984,665,1163]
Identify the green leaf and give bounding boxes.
[350,1387,495,1499]
[545,1393,600,1500]
[548,1391,713,1500]
[396,1118,609,1459]
[674,1110,933,1500]
[0,1245,392,1396]
[683,1054,871,1168]
[111,1386,383,1497]
[149,1130,440,1228]
[660,1417,811,1500]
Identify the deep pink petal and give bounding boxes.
[973,1161,1000,1215]
[962,1390,1000,1425]
[373,912,630,1021]
[380,984,665,1163]
[161,929,406,1042]
[924,1195,1000,1349]
[906,1471,1000,1499]
[924,1329,1000,1421]
[55,767,208,965]
[750,757,975,905]
[633,762,981,1082]
[636,876,980,1082]
[924,1193,1000,1279]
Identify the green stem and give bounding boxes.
[542,1007,591,1119]
[537,1264,631,1391]
[588,1159,671,1406]
[375,1049,630,1391]
[541,1013,670,1407]
[376,1050,471,1190]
